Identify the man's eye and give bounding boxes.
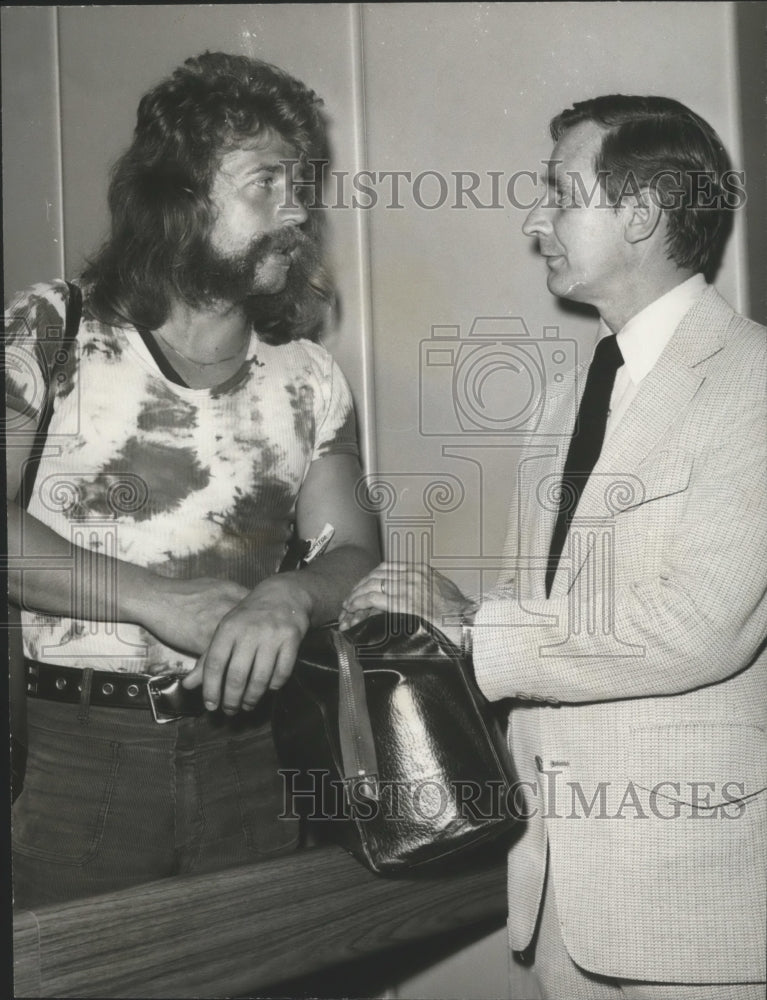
[253,174,276,189]
[545,192,566,208]
[555,193,578,209]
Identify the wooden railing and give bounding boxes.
[13,844,508,998]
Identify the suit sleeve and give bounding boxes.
[473,388,767,705]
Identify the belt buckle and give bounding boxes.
[146,673,185,724]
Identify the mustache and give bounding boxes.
[198,226,316,287]
[248,226,310,258]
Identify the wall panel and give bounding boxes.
[735,0,767,326]
[1,6,63,296]
[360,0,747,602]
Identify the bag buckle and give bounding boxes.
[146,673,185,724]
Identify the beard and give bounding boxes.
[196,225,315,303]
[186,223,332,344]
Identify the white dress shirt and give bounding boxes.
[599,273,707,441]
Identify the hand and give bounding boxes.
[338,561,470,645]
[138,576,250,656]
[181,575,312,714]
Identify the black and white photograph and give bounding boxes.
[4,3,766,998]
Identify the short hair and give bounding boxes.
[550,95,736,278]
[83,52,330,341]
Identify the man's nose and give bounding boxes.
[522,198,550,237]
[279,196,308,227]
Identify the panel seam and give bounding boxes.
[52,6,66,278]
[349,2,378,477]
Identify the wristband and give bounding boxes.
[460,602,478,660]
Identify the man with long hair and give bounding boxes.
[342,95,766,999]
[7,52,379,907]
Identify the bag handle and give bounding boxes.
[332,629,380,801]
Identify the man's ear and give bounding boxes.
[623,189,663,245]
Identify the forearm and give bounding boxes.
[8,502,254,657]
[8,501,163,626]
[181,543,379,709]
[275,543,381,625]
[473,572,766,704]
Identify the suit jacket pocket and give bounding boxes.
[628,720,767,812]
[615,448,694,513]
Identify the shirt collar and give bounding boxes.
[597,273,707,385]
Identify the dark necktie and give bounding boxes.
[545,333,624,597]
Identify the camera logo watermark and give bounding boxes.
[420,317,576,437]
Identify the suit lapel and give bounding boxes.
[587,357,704,487]
[595,286,729,479]
[549,286,732,596]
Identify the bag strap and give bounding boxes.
[19,281,82,505]
[331,629,380,800]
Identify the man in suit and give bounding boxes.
[340,96,766,998]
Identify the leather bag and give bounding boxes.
[272,613,520,874]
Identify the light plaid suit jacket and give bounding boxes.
[473,286,767,982]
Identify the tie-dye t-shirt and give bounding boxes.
[6,280,359,675]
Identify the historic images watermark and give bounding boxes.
[279,769,752,823]
[277,160,748,212]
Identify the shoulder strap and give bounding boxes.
[63,280,82,343]
[19,281,82,505]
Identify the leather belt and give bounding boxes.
[25,659,205,723]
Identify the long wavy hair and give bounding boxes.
[83,52,332,343]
